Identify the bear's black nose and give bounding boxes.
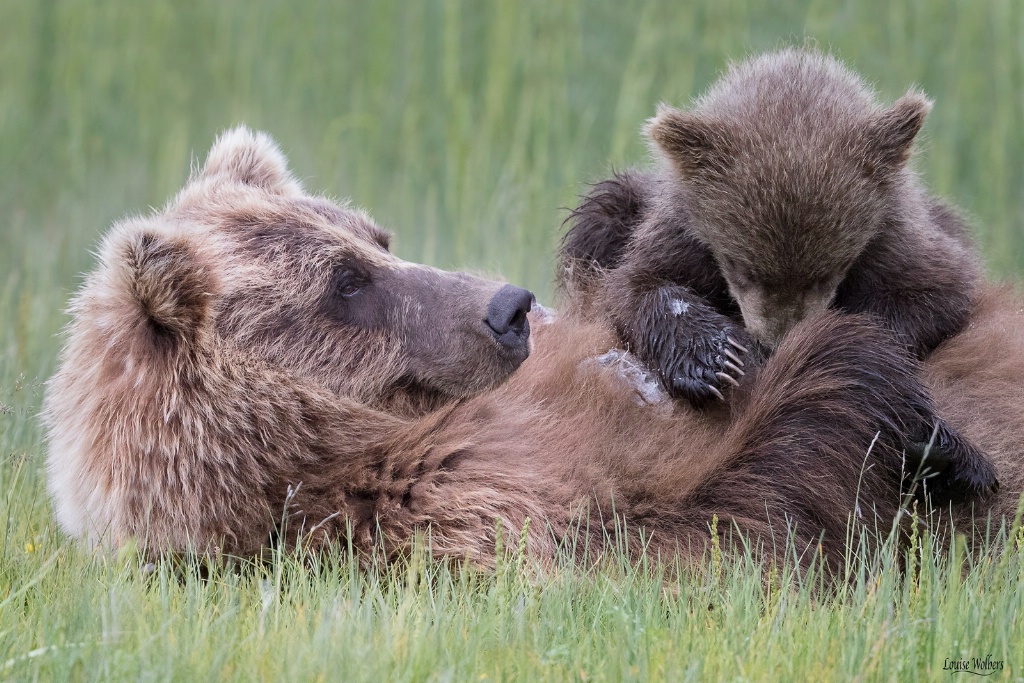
[485,284,534,346]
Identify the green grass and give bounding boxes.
[2,511,1023,681]
[1,0,1023,680]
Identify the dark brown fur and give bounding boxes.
[559,49,995,502]
[45,128,1021,575]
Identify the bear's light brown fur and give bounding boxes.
[44,128,1024,569]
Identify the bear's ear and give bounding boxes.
[109,226,215,346]
[645,105,730,178]
[198,126,303,195]
[865,91,932,172]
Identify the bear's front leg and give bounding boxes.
[615,286,755,408]
[905,418,999,504]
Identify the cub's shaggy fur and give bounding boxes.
[562,49,979,392]
[560,49,995,501]
[45,128,1022,570]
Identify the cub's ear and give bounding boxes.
[865,91,932,172]
[645,105,730,177]
[107,226,215,346]
[198,126,303,195]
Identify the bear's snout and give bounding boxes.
[485,284,534,350]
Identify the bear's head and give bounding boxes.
[45,127,538,549]
[646,49,931,349]
[87,127,535,411]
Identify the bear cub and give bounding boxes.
[560,49,996,502]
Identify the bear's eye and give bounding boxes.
[338,282,360,298]
[333,269,367,299]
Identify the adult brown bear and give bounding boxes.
[44,128,1022,569]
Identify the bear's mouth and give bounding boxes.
[383,337,530,417]
[381,376,464,417]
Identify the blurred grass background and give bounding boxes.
[3,0,1023,306]
[1,1,1023,680]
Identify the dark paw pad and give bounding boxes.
[653,312,756,408]
[624,288,760,409]
[663,332,751,406]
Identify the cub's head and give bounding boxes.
[647,49,930,348]
[85,127,533,411]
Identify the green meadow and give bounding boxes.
[1,1,1022,680]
